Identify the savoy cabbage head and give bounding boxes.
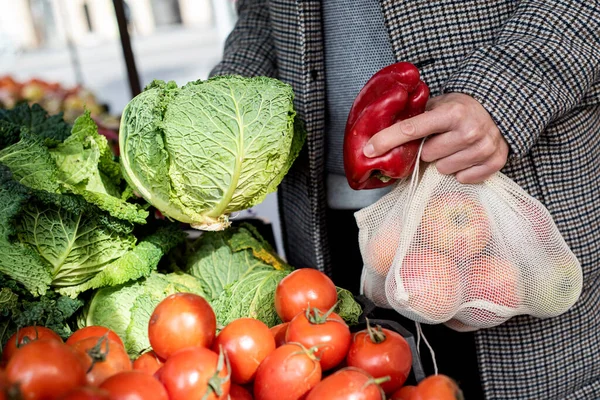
[119,76,305,231]
[0,106,181,298]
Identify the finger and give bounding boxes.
[364,107,453,157]
[421,131,470,162]
[455,164,498,184]
[434,146,491,175]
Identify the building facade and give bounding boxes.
[0,0,234,50]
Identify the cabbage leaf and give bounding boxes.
[0,107,147,224]
[0,273,83,351]
[183,224,289,300]
[211,268,290,327]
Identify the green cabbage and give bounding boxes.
[119,76,305,230]
[0,105,180,297]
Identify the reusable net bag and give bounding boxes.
[356,160,583,331]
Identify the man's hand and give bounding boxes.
[362,93,509,184]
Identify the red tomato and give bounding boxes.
[391,385,417,400]
[60,386,111,400]
[346,325,412,394]
[100,371,168,400]
[66,326,125,349]
[133,350,164,376]
[285,309,351,371]
[6,339,87,400]
[412,375,463,400]
[153,366,164,382]
[148,293,216,359]
[70,336,132,386]
[2,326,63,363]
[270,323,288,347]
[0,369,8,396]
[158,346,230,400]
[229,384,253,400]
[274,269,337,322]
[254,343,321,400]
[305,368,386,400]
[212,318,275,384]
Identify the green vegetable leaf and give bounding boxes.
[18,200,136,289]
[211,269,291,328]
[124,293,158,355]
[57,225,186,297]
[0,165,53,295]
[84,280,145,352]
[0,103,71,149]
[0,136,61,193]
[0,164,153,297]
[185,228,278,300]
[228,223,289,270]
[335,287,362,326]
[120,76,303,230]
[51,112,148,224]
[0,273,83,350]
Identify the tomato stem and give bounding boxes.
[362,375,390,400]
[365,318,387,344]
[205,346,231,400]
[86,333,110,374]
[371,376,391,385]
[305,302,339,325]
[286,342,322,362]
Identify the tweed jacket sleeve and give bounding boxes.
[210,0,277,78]
[441,0,600,158]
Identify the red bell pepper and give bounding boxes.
[343,62,430,190]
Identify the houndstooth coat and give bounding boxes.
[211,1,600,398]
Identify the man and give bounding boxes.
[211,1,600,398]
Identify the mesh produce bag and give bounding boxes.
[356,161,583,332]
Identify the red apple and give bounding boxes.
[418,192,491,260]
[449,255,521,329]
[467,255,520,306]
[366,223,402,277]
[398,249,461,322]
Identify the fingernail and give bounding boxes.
[363,143,375,157]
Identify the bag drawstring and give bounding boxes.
[415,321,438,376]
[402,138,427,222]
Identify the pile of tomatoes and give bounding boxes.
[0,268,464,400]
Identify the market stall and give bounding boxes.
[0,2,585,400]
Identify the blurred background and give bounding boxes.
[0,0,286,256]
[1,0,235,111]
